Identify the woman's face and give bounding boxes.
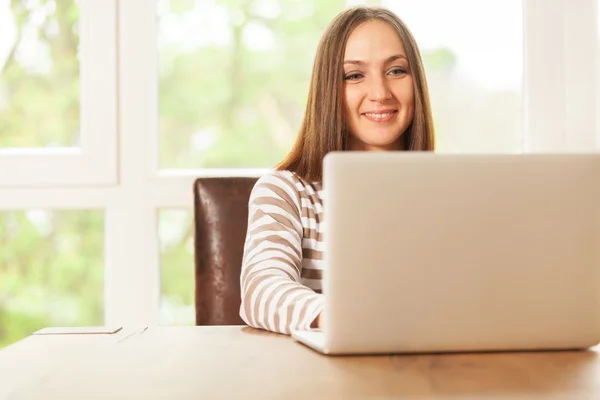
[342,20,414,151]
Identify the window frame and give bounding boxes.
[523,0,598,152]
[0,0,118,187]
[0,0,597,329]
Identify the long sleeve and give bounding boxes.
[239,172,324,334]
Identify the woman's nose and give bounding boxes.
[367,76,392,102]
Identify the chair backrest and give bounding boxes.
[193,176,258,325]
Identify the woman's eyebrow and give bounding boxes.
[343,54,407,65]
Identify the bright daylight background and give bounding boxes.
[0,0,597,348]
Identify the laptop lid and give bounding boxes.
[321,152,600,354]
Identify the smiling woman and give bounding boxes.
[276,6,433,181]
[342,19,428,152]
[238,6,433,335]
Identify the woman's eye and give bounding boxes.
[389,68,407,76]
[344,73,363,81]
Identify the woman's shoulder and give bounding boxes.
[249,170,299,206]
[250,169,321,211]
[252,169,316,196]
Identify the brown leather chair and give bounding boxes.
[193,177,259,326]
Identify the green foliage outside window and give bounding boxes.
[0,0,523,348]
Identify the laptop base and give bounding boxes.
[291,330,331,354]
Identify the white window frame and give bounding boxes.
[0,0,598,328]
[524,0,598,152]
[0,0,118,187]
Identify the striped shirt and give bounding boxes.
[239,170,325,334]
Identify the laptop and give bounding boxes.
[291,152,600,355]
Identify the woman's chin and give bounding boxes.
[351,140,404,151]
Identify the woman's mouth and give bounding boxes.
[362,110,398,123]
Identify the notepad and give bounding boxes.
[32,326,123,335]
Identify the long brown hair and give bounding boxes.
[276,6,435,182]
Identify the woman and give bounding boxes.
[239,5,435,334]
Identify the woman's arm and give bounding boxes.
[239,173,324,334]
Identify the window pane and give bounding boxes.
[158,209,194,326]
[0,0,80,148]
[0,210,104,349]
[158,0,522,169]
[384,0,523,153]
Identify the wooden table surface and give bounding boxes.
[1,325,599,399]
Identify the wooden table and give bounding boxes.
[1,326,600,399]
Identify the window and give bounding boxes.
[0,0,117,186]
[157,0,523,170]
[522,0,598,151]
[0,0,597,348]
[0,210,104,348]
[383,0,523,153]
[0,0,81,148]
[158,209,194,326]
[157,0,344,170]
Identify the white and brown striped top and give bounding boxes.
[239,170,325,334]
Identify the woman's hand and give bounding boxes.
[311,312,323,329]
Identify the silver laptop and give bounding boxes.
[291,152,600,355]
